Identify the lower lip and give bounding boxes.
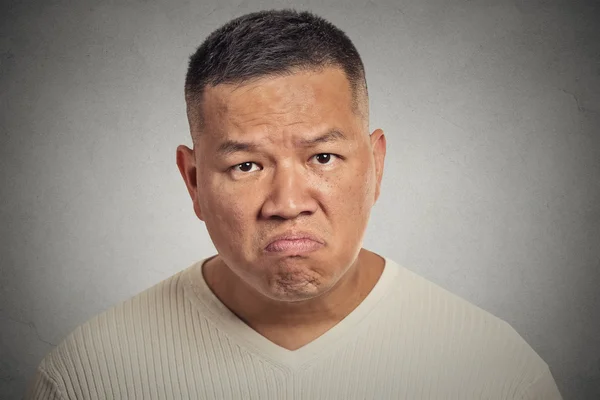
[265,238,323,254]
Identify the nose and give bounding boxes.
[260,163,318,220]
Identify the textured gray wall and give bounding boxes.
[1,0,599,399]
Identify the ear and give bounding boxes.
[370,129,386,203]
[176,144,204,221]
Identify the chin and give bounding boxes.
[259,263,338,302]
[264,283,328,302]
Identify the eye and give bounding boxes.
[311,153,338,165]
[231,161,261,173]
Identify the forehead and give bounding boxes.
[200,67,361,138]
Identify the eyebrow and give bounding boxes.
[216,129,348,157]
[216,140,258,156]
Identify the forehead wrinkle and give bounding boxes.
[226,104,311,135]
[199,68,368,147]
[233,79,316,118]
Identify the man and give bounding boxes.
[26,9,562,399]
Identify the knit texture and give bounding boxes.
[26,257,562,399]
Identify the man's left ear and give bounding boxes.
[370,128,386,203]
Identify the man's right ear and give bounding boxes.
[176,145,204,221]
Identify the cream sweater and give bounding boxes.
[26,257,562,399]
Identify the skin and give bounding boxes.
[176,67,386,350]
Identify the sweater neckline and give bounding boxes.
[182,254,399,371]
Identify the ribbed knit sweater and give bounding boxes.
[26,257,562,399]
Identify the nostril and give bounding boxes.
[269,215,287,221]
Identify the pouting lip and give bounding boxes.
[264,231,325,250]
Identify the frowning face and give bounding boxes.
[177,67,386,302]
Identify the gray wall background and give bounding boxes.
[1,0,599,398]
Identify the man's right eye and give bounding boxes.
[231,162,261,173]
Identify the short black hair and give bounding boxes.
[184,9,368,133]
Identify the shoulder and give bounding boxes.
[54,262,196,349]
[32,261,203,396]
[385,258,534,343]
[381,258,558,397]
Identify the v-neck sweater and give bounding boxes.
[26,257,562,399]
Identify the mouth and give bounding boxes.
[264,232,325,255]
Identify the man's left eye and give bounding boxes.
[311,153,338,165]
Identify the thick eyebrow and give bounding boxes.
[216,140,259,157]
[216,129,348,157]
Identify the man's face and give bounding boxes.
[178,67,386,302]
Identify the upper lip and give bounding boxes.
[265,231,324,247]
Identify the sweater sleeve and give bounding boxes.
[518,367,563,400]
[24,364,66,400]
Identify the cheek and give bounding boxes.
[199,179,251,239]
[348,178,373,220]
[329,164,374,213]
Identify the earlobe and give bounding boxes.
[176,145,204,221]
